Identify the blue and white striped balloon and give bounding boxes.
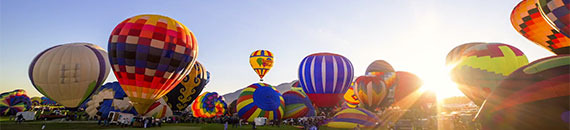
[298,52,354,107]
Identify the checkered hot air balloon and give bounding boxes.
[538,0,570,38]
[511,0,570,54]
[448,43,529,106]
[249,50,274,81]
[108,14,198,114]
[298,52,354,108]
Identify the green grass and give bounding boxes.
[0,122,355,130]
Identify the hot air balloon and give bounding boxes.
[511,0,570,54]
[299,52,354,108]
[393,71,423,104]
[282,87,316,119]
[353,75,388,111]
[40,97,57,106]
[291,80,301,88]
[538,0,570,38]
[343,84,359,108]
[237,83,284,122]
[191,92,227,118]
[29,43,110,108]
[476,55,570,130]
[108,14,198,114]
[249,50,274,81]
[144,98,173,118]
[446,42,487,65]
[84,82,138,118]
[326,108,380,128]
[164,61,209,112]
[448,43,529,106]
[365,60,397,108]
[0,90,31,115]
[31,97,41,107]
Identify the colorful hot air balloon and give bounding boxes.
[191,92,227,118]
[511,0,570,54]
[343,84,359,108]
[164,61,209,111]
[538,0,570,38]
[40,97,57,106]
[354,75,388,111]
[476,55,570,130]
[393,71,423,104]
[291,80,301,88]
[237,83,284,122]
[31,97,41,107]
[84,82,138,118]
[299,53,354,108]
[144,98,173,118]
[108,14,198,114]
[249,50,274,81]
[326,108,380,128]
[365,60,397,108]
[0,90,31,115]
[446,42,487,65]
[448,43,529,106]
[29,43,110,108]
[282,87,316,119]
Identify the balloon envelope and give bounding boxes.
[237,83,284,122]
[249,50,274,81]
[354,75,388,111]
[108,14,198,114]
[393,71,423,104]
[365,60,395,75]
[164,61,209,111]
[449,43,529,105]
[326,108,380,128]
[283,87,316,119]
[299,53,354,108]
[511,0,570,54]
[476,55,570,130]
[84,82,138,118]
[144,98,173,118]
[31,97,41,107]
[538,0,570,38]
[343,85,359,108]
[0,90,31,115]
[191,92,227,118]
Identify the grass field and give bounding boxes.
[0,121,350,130]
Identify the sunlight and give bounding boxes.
[415,66,465,101]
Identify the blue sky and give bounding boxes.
[0,0,554,98]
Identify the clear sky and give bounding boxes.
[0,0,554,98]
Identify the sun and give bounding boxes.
[415,66,465,101]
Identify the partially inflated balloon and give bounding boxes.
[249,50,274,81]
[393,71,423,103]
[476,55,570,130]
[237,83,284,122]
[164,61,209,111]
[84,82,138,118]
[31,97,41,107]
[108,14,198,114]
[0,90,31,115]
[449,43,529,105]
[343,84,359,108]
[538,0,570,38]
[354,75,388,111]
[326,108,380,128]
[29,43,110,108]
[299,53,354,108]
[40,97,57,106]
[144,98,173,118]
[511,0,570,54]
[365,60,397,108]
[283,87,316,119]
[191,92,227,118]
[291,80,301,88]
[229,100,237,114]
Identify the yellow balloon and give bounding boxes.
[249,50,274,81]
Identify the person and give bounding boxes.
[144,118,149,128]
[224,121,228,130]
[105,116,111,126]
[354,124,361,130]
[16,114,24,124]
[252,121,256,130]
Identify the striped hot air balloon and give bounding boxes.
[0,90,31,116]
[476,55,570,130]
[190,92,227,118]
[326,108,380,128]
[237,83,284,122]
[298,52,354,108]
[249,50,274,81]
[354,75,388,111]
[282,87,316,119]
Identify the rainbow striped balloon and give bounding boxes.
[0,90,31,115]
[283,87,316,119]
[298,52,354,108]
[237,83,284,122]
[326,108,380,128]
[191,92,227,118]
